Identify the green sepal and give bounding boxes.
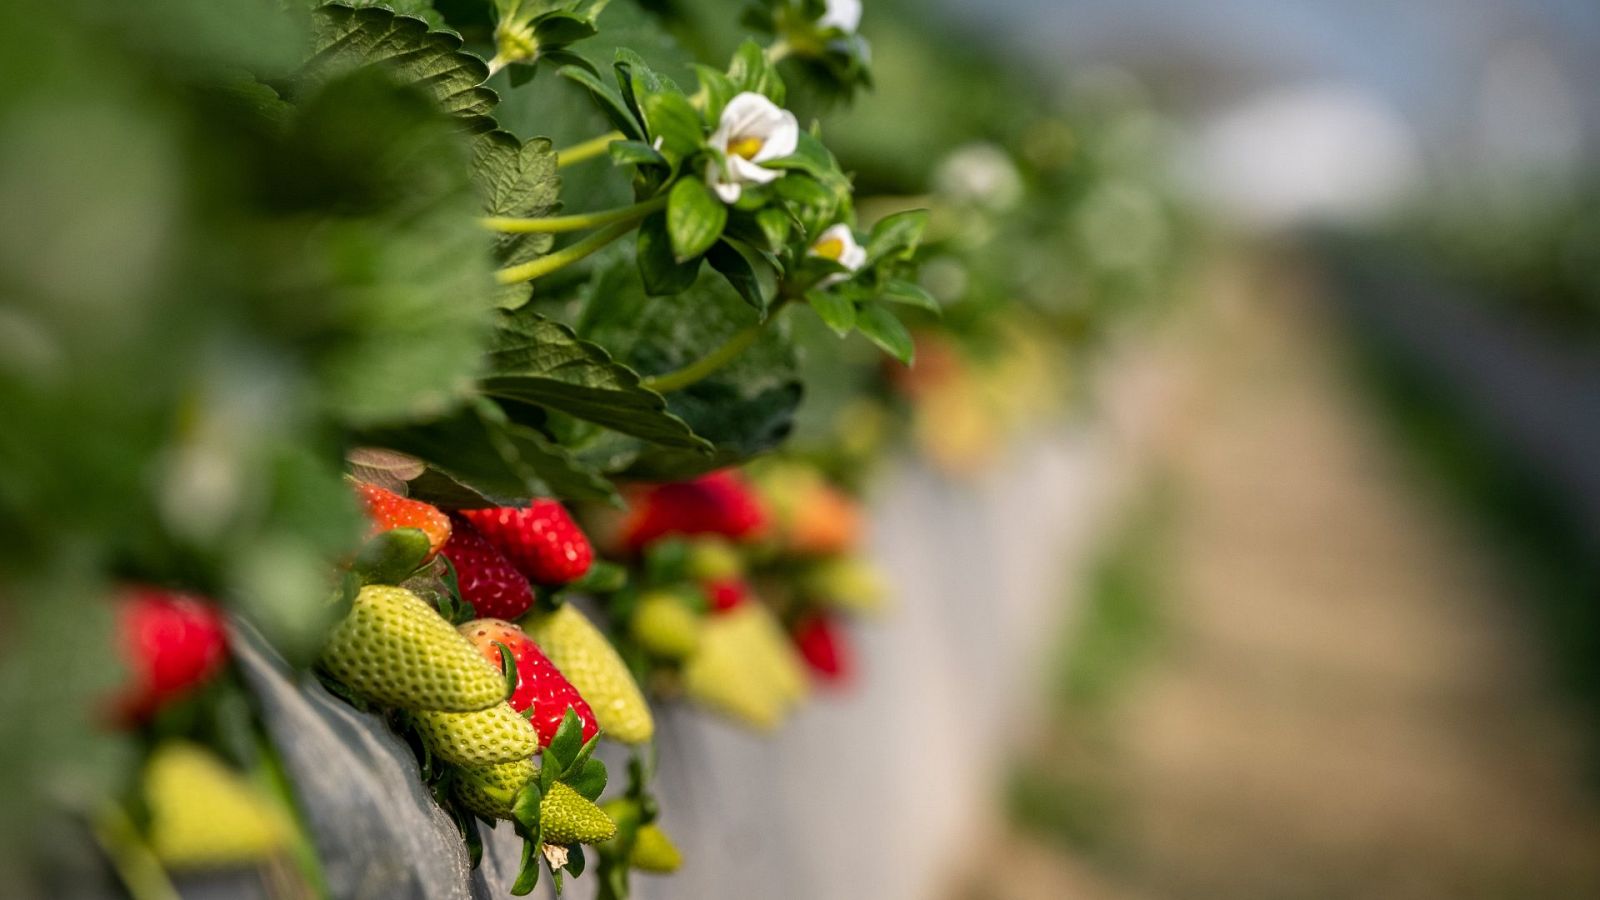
[544,707,586,775]
[565,844,587,878]
[496,642,519,700]
[352,527,432,586]
[432,555,476,626]
[568,756,607,802]
[692,64,737,123]
[666,177,727,262]
[511,833,541,895]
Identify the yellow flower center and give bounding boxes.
[728,135,765,160]
[811,237,846,261]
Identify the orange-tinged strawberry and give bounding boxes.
[354,482,451,560]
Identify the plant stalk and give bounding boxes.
[556,131,626,168]
[482,195,666,234]
[642,302,789,393]
[495,217,640,285]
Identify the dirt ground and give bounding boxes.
[964,253,1600,899]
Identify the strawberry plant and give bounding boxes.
[0,0,1188,894]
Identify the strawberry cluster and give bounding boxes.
[582,462,884,732]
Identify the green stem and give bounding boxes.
[765,39,793,63]
[643,302,788,393]
[496,217,640,285]
[93,805,180,900]
[556,131,626,168]
[482,195,666,234]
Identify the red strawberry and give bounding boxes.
[460,502,593,586]
[355,482,451,560]
[792,613,851,684]
[440,516,536,620]
[620,471,767,552]
[704,577,749,614]
[113,588,229,724]
[459,618,599,748]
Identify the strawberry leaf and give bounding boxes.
[361,398,617,506]
[302,4,498,131]
[474,131,561,309]
[482,310,712,452]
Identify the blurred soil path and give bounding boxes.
[967,252,1600,899]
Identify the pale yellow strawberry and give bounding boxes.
[523,604,654,744]
[144,742,291,869]
[412,702,539,767]
[321,585,504,712]
[539,781,616,845]
[453,757,537,820]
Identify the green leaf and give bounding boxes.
[482,310,711,450]
[361,398,616,505]
[666,177,727,262]
[692,64,737,124]
[726,38,784,105]
[473,131,560,308]
[609,140,666,168]
[867,210,930,265]
[531,11,599,46]
[304,4,497,131]
[706,239,778,314]
[558,66,645,141]
[640,91,703,164]
[352,527,432,585]
[855,304,915,364]
[806,290,856,336]
[879,278,941,314]
[583,270,801,480]
[636,213,701,295]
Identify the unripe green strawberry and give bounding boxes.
[412,702,539,767]
[803,556,887,615]
[685,536,743,581]
[524,604,654,744]
[740,603,809,706]
[629,591,702,660]
[144,741,290,869]
[321,585,504,712]
[682,612,789,731]
[630,824,682,873]
[453,757,537,820]
[540,781,616,845]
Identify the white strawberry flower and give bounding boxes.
[818,0,863,34]
[706,92,799,204]
[808,223,867,285]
